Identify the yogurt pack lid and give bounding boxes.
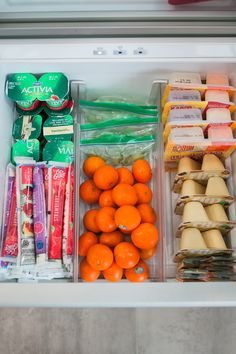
[6,72,69,102]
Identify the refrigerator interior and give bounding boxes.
[1,38,236,292]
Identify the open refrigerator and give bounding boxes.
[1,0,236,307]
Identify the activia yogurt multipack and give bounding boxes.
[6,72,73,116]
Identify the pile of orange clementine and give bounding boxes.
[79,156,158,282]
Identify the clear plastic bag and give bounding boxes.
[79,99,158,124]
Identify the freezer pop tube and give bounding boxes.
[62,163,74,266]
[33,163,47,263]
[16,158,36,265]
[43,164,49,213]
[1,177,18,260]
[48,162,69,260]
[1,164,15,253]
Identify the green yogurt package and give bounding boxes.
[6,72,69,114]
[43,115,73,141]
[11,139,40,164]
[6,73,69,102]
[43,141,74,163]
[12,115,42,140]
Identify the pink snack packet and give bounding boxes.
[43,165,49,213]
[2,178,18,259]
[33,163,47,263]
[1,164,15,257]
[16,158,36,265]
[62,163,74,266]
[48,162,69,260]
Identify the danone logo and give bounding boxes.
[21,86,53,94]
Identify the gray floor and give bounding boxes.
[0,308,235,354]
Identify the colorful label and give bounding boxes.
[2,180,18,258]
[18,164,35,265]
[16,103,43,116]
[48,165,69,260]
[43,166,49,213]
[11,139,40,164]
[6,72,68,101]
[44,99,74,116]
[163,120,236,143]
[16,99,40,111]
[164,140,236,166]
[162,83,236,107]
[46,95,69,110]
[43,115,73,141]
[162,101,236,126]
[1,167,15,253]
[43,141,74,163]
[63,164,74,261]
[12,115,42,140]
[33,165,47,255]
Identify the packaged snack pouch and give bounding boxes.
[62,163,74,267]
[15,157,36,265]
[47,162,69,260]
[1,165,18,261]
[43,165,49,213]
[33,163,47,264]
